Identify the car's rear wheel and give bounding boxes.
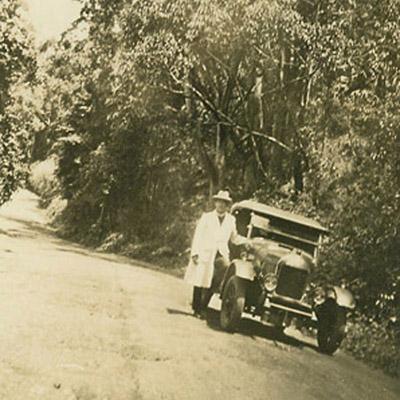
[316,298,347,355]
[220,276,246,332]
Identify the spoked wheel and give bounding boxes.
[220,276,246,332]
[316,298,347,355]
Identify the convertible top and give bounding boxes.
[233,200,328,233]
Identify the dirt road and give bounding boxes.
[0,190,399,400]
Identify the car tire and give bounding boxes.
[220,275,246,332]
[316,298,346,355]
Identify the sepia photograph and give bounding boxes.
[0,0,399,399]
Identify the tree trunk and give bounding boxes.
[185,71,219,200]
[215,123,226,191]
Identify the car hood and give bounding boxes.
[249,237,314,272]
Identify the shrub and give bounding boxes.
[98,232,127,253]
[343,316,400,377]
[29,156,60,207]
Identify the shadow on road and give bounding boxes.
[0,214,55,238]
[166,306,318,352]
[0,211,184,279]
[166,308,194,317]
[207,308,318,351]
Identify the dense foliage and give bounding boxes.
[24,0,399,375]
[0,0,35,204]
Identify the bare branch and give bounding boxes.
[204,48,230,72]
[261,65,321,97]
[249,132,269,180]
[156,83,185,95]
[167,67,292,153]
[254,45,280,65]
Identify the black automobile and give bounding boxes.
[219,200,355,355]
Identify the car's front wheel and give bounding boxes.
[220,276,246,332]
[316,298,347,355]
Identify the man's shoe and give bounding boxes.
[199,310,207,320]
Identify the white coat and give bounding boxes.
[184,210,247,288]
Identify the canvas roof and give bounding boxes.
[233,200,328,233]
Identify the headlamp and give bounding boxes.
[240,251,255,261]
[313,287,326,305]
[264,273,278,292]
[314,286,337,305]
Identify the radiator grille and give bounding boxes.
[276,266,307,300]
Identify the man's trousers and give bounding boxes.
[191,253,230,313]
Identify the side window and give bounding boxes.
[233,208,250,236]
[230,208,249,259]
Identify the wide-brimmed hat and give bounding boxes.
[213,190,232,203]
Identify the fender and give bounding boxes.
[220,260,254,296]
[333,286,356,310]
[231,259,255,281]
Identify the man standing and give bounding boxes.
[184,190,249,318]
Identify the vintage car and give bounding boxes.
[219,200,355,355]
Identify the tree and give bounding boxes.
[0,0,35,204]
[20,0,400,375]
[32,0,400,326]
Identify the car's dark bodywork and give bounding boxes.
[218,200,355,354]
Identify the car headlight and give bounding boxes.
[313,287,326,305]
[264,273,278,292]
[326,286,337,300]
[240,251,255,261]
[314,286,337,305]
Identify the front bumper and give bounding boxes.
[264,294,317,321]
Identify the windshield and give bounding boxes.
[251,227,317,256]
[234,207,321,257]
